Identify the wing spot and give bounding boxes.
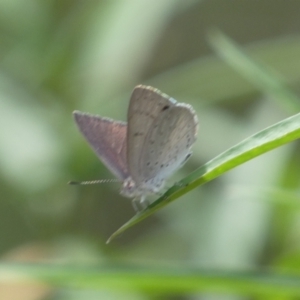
[186,153,191,160]
[162,105,170,111]
[134,132,144,137]
[182,153,191,163]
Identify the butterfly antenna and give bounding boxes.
[68,179,121,185]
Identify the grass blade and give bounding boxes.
[1,262,300,296]
[208,30,300,112]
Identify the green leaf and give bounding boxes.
[108,112,300,243]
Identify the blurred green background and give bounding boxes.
[1,0,300,299]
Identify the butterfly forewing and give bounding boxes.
[73,111,129,180]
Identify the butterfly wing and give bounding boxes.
[126,85,177,184]
[140,103,198,182]
[73,111,129,180]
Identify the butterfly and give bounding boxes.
[73,85,198,209]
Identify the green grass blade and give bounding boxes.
[149,36,300,104]
[208,30,300,112]
[1,262,300,296]
[108,112,300,242]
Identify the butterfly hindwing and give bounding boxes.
[140,103,198,182]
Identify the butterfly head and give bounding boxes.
[120,176,165,201]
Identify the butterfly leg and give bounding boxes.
[131,198,140,212]
[131,196,150,212]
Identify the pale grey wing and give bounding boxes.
[127,85,177,183]
[73,111,129,180]
[139,103,198,182]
